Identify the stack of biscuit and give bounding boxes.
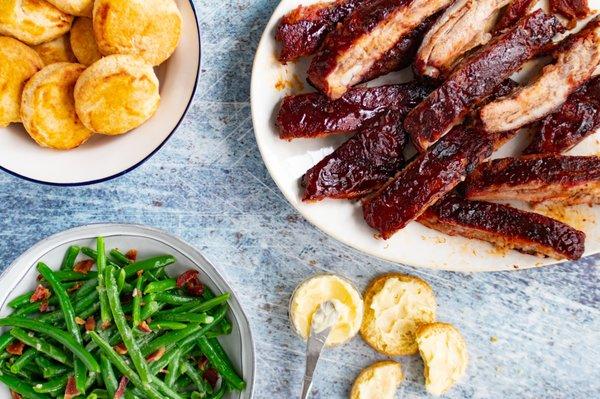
[0,0,183,150]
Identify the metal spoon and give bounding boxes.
[300,300,339,399]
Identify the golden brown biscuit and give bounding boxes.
[21,63,93,150]
[0,0,73,46]
[74,55,160,135]
[93,0,182,66]
[350,361,403,399]
[70,17,102,66]
[0,36,44,127]
[416,322,468,396]
[45,0,93,17]
[360,273,436,356]
[33,34,77,65]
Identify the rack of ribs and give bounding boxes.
[550,0,590,27]
[480,16,600,133]
[301,112,406,201]
[418,193,586,260]
[524,75,600,154]
[275,0,366,63]
[404,10,562,152]
[465,154,600,206]
[414,0,512,80]
[493,0,536,33]
[277,82,432,140]
[307,0,453,99]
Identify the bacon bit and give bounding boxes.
[73,260,94,274]
[114,377,129,399]
[64,376,79,399]
[36,274,43,281]
[177,270,205,297]
[136,270,144,277]
[85,316,96,332]
[114,343,128,355]
[6,340,25,355]
[75,317,85,325]
[198,356,209,370]
[39,301,50,313]
[67,282,83,293]
[203,368,220,389]
[126,249,138,262]
[10,391,22,399]
[30,284,51,303]
[138,321,152,333]
[101,320,111,330]
[146,347,166,363]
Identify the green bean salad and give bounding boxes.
[0,237,246,399]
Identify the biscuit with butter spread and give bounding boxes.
[21,63,93,149]
[74,54,160,135]
[46,0,93,17]
[0,0,73,46]
[0,36,44,127]
[360,273,436,355]
[416,322,468,396]
[70,17,102,66]
[93,0,182,66]
[33,34,77,65]
[350,361,403,399]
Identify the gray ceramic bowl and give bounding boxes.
[0,224,255,398]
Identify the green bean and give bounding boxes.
[166,348,182,387]
[197,337,245,391]
[38,289,98,324]
[96,237,112,329]
[33,375,68,394]
[0,317,99,372]
[151,375,186,399]
[144,278,177,294]
[80,247,119,268]
[0,372,51,399]
[148,321,187,330]
[14,296,59,316]
[122,255,176,277]
[117,268,126,293]
[109,248,131,266]
[8,292,33,309]
[139,301,163,321]
[206,384,227,399]
[88,331,163,399]
[148,345,180,375]
[153,312,214,324]
[178,306,228,349]
[10,347,36,374]
[0,332,13,352]
[34,356,68,379]
[132,274,145,328]
[182,360,212,395]
[10,328,72,366]
[87,389,109,399]
[100,354,118,398]
[105,265,150,384]
[174,375,194,391]
[37,262,87,392]
[208,338,236,372]
[141,324,203,356]
[61,245,81,271]
[51,270,98,282]
[166,293,230,315]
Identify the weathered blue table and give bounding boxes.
[1,1,599,397]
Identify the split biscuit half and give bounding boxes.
[74,54,160,135]
[21,63,93,150]
[33,34,77,65]
[70,17,102,66]
[350,360,403,399]
[360,273,436,355]
[93,0,183,66]
[0,36,44,127]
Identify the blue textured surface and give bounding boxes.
[1,0,599,397]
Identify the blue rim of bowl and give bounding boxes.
[0,0,202,187]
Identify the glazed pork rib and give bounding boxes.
[414,0,512,80]
[524,75,600,154]
[275,0,365,63]
[480,16,600,133]
[404,10,562,152]
[494,0,536,33]
[277,82,432,140]
[550,0,590,26]
[302,112,406,201]
[307,0,452,99]
[465,154,600,206]
[418,194,586,260]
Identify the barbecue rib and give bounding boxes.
[480,17,600,133]
[277,82,432,140]
[302,112,406,201]
[404,10,562,152]
[418,194,586,260]
[275,0,365,63]
[494,0,536,33]
[550,0,590,27]
[465,154,600,206]
[414,0,511,80]
[524,75,600,154]
[307,0,452,99]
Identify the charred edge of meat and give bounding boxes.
[404,10,563,152]
[465,154,600,205]
[550,0,590,28]
[275,0,365,63]
[494,0,536,33]
[301,112,407,201]
[418,193,586,260]
[277,82,433,140]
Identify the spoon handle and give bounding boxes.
[300,325,331,399]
